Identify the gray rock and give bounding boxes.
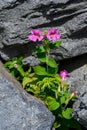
[23,56,40,66]
[72,85,87,129]
[66,64,87,129]
[0,61,54,130]
[67,64,87,94]
[0,0,87,62]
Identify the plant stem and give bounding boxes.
[46,53,48,73]
[43,39,50,73]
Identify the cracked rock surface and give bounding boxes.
[0,0,87,63]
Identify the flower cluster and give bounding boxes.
[28,29,61,42]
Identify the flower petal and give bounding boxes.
[45,29,61,41]
[38,36,44,41]
[59,70,69,80]
[28,35,37,42]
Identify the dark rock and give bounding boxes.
[0,61,54,130]
[0,0,87,62]
[59,53,87,73]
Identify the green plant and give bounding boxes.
[23,72,81,130]
[30,29,61,75]
[24,29,81,130]
[4,57,31,82]
[4,29,82,130]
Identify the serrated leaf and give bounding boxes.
[46,58,57,68]
[5,62,14,69]
[46,97,60,111]
[17,66,25,77]
[62,108,72,119]
[33,66,48,75]
[22,77,31,88]
[22,77,37,88]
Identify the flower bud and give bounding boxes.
[70,91,76,99]
[14,63,18,69]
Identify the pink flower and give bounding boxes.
[28,30,43,42]
[59,70,69,80]
[45,29,61,41]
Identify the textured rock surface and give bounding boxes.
[0,0,87,62]
[67,64,87,129]
[0,61,54,130]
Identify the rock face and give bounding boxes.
[0,0,87,62]
[66,63,87,129]
[0,61,54,130]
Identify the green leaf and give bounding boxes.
[48,65,58,75]
[5,61,14,69]
[60,96,66,104]
[54,121,61,128]
[37,53,46,62]
[62,108,72,119]
[22,77,31,88]
[34,46,46,53]
[22,77,38,88]
[46,58,57,68]
[25,84,37,93]
[16,57,23,65]
[34,66,48,76]
[49,40,62,49]
[46,97,60,111]
[17,66,25,77]
[54,40,62,47]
